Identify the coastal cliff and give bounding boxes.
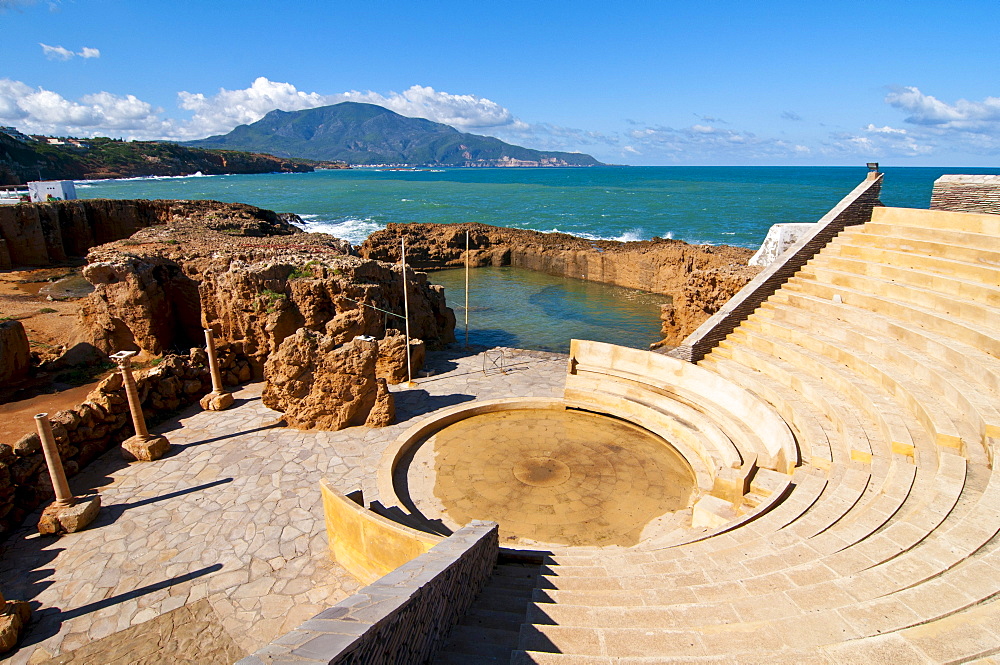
[359,223,760,347]
[0,198,301,269]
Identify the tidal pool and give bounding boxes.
[429,266,666,352]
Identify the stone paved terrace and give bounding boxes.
[0,348,567,664]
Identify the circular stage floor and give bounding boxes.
[398,408,696,547]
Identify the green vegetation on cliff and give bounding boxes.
[0,131,344,185]
[185,102,603,167]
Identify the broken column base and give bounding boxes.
[37,495,101,535]
[0,600,31,655]
[121,434,171,462]
[199,390,234,411]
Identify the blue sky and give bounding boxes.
[2,0,999,166]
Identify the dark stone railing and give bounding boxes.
[671,173,883,363]
[237,520,499,665]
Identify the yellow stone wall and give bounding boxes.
[320,479,441,585]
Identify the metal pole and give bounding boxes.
[465,229,470,349]
[35,413,73,507]
[401,238,413,384]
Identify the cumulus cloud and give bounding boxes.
[886,86,1000,132]
[820,123,933,158]
[0,76,546,145]
[40,43,100,60]
[781,111,802,121]
[177,77,328,137]
[0,78,170,137]
[173,77,531,139]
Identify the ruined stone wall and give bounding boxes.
[0,347,250,539]
[237,521,499,665]
[930,175,1000,215]
[672,173,883,362]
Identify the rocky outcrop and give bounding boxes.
[0,198,301,268]
[262,329,394,430]
[0,321,31,384]
[376,331,426,384]
[79,211,453,376]
[360,223,760,347]
[658,264,761,348]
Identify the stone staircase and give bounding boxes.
[432,553,544,664]
[436,206,1000,663]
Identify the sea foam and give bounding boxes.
[294,216,386,245]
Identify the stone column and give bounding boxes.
[36,413,72,507]
[34,413,100,535]
[111,350,171,461]
[199,328,234,411]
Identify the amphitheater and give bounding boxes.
[242,172,1000,663]
[4,171,1000,664]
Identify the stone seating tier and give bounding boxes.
[484,206,1000,662]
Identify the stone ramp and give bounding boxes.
[501,206,1000,661]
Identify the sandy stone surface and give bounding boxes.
[0,348,567,664]
[403,409,696,547]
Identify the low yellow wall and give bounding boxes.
[321,478,442,585]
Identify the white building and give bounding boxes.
[27,180,77,203]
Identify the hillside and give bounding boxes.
[0,131,345,185]
[184,102,602,167]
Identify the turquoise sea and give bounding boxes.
[76,166,1000,352]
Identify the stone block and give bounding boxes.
[199,390,234,411]
[691,495,738,529]
[121,434,170,462]
[37,495,101,535]
[0,599,30,654]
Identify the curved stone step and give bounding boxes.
[755,299,1000,455]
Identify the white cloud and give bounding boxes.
[0,78,169,137]
[174,78,530,139]
[40,43,73,60]
[334,85,528,132]
[864,124,907,135]
[177,77,328,137]
[40,43,100,60]
[885,86,1000,132]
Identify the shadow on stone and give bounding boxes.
[16,564,223,652]
[88,478,234,528]
[392,390,476,421]
[165,422,284,454]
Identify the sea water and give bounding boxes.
[77,166,1000,351]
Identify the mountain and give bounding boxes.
[184,102,603,167]
[0,130,344,186]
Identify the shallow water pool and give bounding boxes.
[429,266,666,352]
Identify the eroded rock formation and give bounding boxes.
[78,209,455,374]
[360,222,760,347]
[0,321,30,384]
[263,330,394,430]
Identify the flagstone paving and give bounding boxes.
[0,348,567,664]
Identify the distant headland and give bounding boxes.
[183,102,604,167]
[0,128,346,186]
